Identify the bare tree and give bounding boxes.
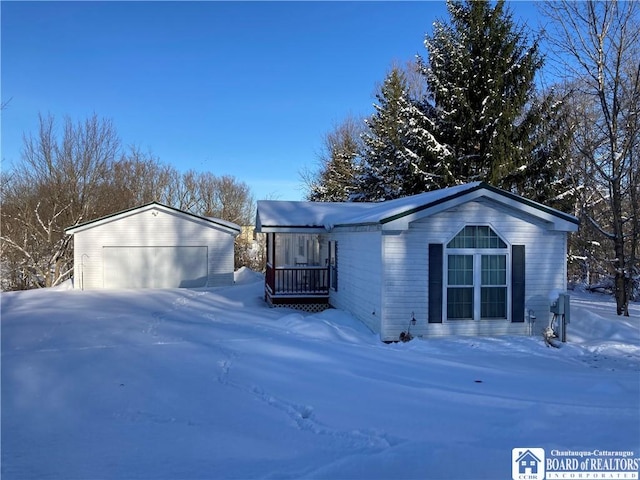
[210,175,254,225]
[1,112,262,290]
[190,173,255,269]
[191,171,218,217]
[542,0,640,315]
[109,147,177,208]
[1,113,121,288]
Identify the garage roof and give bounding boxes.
[65,202,241,235]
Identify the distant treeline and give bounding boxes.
[1,114,256,290]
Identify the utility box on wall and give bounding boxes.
[550,293,571,342]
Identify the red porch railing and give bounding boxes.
[265,264,330,296]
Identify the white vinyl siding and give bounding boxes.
[328,227,382,334]
[72,207,236,289]
[379,198,568,340]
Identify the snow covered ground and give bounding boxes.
[2,268,639,479]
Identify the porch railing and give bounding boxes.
[266,264,330,296]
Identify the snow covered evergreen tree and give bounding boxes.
[418,0,567,200]
[504,87,574,207]
[309,0,570,205]
[303,117,363,202]
[356,67,447,201]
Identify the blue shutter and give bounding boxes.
[429,243,443,323]
[333,241,338,291]
[511,245,525,322]
[330,241,338,291]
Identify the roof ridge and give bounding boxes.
[66,202,241,234]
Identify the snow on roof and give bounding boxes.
[333,182,480,226]
[201,215,243,233]
[256,200,376,229]
[257,183,480,230]
[256,182,579,232]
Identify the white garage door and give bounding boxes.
[103,246,208,289]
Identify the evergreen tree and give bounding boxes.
[504,87,574,207]
[419,0,565,198]
[312,0,570,204]
[356,67,446,201]
[303,117,363,202]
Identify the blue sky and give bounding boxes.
[1,1,542,201]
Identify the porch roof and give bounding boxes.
[255,182,579,233]
[255,200,376,232]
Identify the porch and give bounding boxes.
[262,232,334,309]
[265,264,330,307]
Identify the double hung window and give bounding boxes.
[446,226,508,320]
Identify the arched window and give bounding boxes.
[446,226,509,320]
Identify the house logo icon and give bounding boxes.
[512,448,545,480]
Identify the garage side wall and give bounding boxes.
[72,208,235,289]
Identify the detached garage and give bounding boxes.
[65,202,241,290]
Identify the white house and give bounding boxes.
[66,202,241,290]
[255,182,579,341]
